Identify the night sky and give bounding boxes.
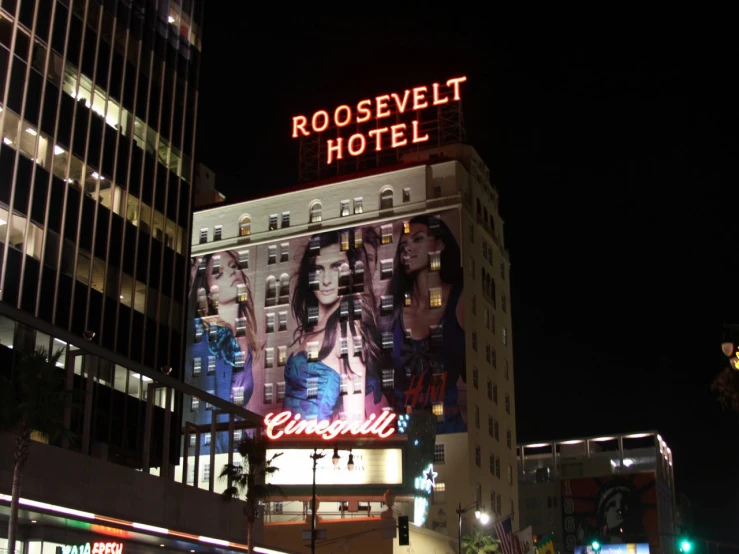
[196,15,738,543]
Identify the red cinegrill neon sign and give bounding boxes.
[264,410,397,440]
[291,76,467,165]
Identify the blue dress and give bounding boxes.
[390,285,467,433]
[283,351,342,421]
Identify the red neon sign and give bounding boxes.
[264,410,397,440]
[291,76,467,165]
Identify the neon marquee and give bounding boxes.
[291,76,467,165]
[264,410,397,440]
[60,542,123,554]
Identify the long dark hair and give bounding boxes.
[292,230,380,371]
[390,214,463,307]
[189,251,258,356]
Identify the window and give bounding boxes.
[277,382,286,401]
[235,317,246,337]
[433,482,446,504]
[207,356,216,375]
[493,384,498,404]
[266,313,275,333]
[234,430,243,444]
[488,416,493,437]
[508,465,513,485]
[496,494,502,515]
[266,276,277,306]
[199,228,208,243]
[239,216,251,236]
[191,397,199,411]
[380,259,393,280]
[307,307,319,325]
[280,243,289,262]
[472,295,477,315]
[490,455,495,475]
[309,271,319,291]
[470,257,475,276]
[403,221,410,234]
[433,184,441,198]
[264,383,274,404]
[503,327,508,346]
[309,235,321,252]
[340,337,349,356]
[340,200,350,217]
[234,351,245,367]
[281,212,290,228]
[340,375,349,395]
[382,369,394,389]
[404,292,411,307]
[268,245,277,264]
[473,367,479,389]
[238,249,249,267]
[381,224,392,244]
[381,332,393,350]
[353,375,362,394]
[472,332,477,351]
[434,443,445,463]
[203,463,211,482]
[429,288,442,308]
[475,406,480,428]
[279,274,290,304]
[402,187,411,202]
[310,201,322,223]
[233,387,245,406]
[265,348,274,367]
[354,231,363,249]
[494,420,500,441]
[486,344,491,364]
[354,197,363,214]
[501,261,506,280]
[380,188,393,209]
[193,358,202,376]
[307,341,320,360]
[278,311,288,331]
[487,380,492,400]
[307,378,318,398]
[269,214,278,230]
[214,225,222,241]
[340,231,350,251]
[237,284,248,303]
[381,295,394,314]
[278,347,287,366]
[429,251,441,272]
[432,403,444,416]
[495,457,500,478]
[506,429,512,448]
[469,223,474,242]
[475,445,481,467]
[491,347,497,369]
[505,360,510,381]
[212,255,221,274]
[505,394,510,414]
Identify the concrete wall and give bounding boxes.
[263,517,455,554]
[0,432,254,544]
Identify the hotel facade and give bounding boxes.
[188,143,519,551]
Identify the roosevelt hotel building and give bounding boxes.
[190,143,519,538]
[1,0,200,459]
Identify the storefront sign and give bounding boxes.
[291,76,467,164]
[265,448,403,486]
[264,410,397,440]
[60,542,123,554]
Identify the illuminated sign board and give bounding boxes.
[291,76,467,164]
[264,410,397,440]
[265,448,403,486]
[59,542,124,554]
[574,544,650,554]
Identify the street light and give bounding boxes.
[456,501,491,554]
[331,447,355,471]
[309,448,355,554]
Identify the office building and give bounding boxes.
[188,142,518,551]
[0,1,278,552]
[518,432,677,554]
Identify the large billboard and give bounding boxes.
[561,473,659,553]
[185,209,466,453]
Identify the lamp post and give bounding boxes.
[309,449,325,554]
[456,501,491,554]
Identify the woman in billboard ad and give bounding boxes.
[388,213,466,433]
[284,230,385,422]
[188,251,258,452]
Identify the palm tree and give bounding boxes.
[462,529,499,554]
[0,346,67,554]
[220,434,285,554]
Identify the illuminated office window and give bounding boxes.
[193,358,201,376]
[199,229,208,243]
[238,249,249,267]
[237,284,248,303]
[380,188,393,210]
[239,216,251,236]
[381,224,392,244]
[307,378,318,398]
[429,251,441,272]
[265,347,274,367]
[354,197,363,214]
[264,384,274,404]
[269,214,278,230]
[382,369,394,389]
[429,288,442,308]
[278,346,287,366]
[341,200,350,217]
[213,225,222,241]
[310,202,322,223]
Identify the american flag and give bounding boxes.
[495,515,516,554]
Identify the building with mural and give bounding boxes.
[518,432,677,554]
[188,137,518,550]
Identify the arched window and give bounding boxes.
[380,188,394,210]
[209,285,219,310]
[239,215,251,237]
[197,287,207,313]
[309,201,322,223]
[278,273,290,304]
[265,276,277,307]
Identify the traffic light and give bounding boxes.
[590,539,602,552]
[679,538,694,553]
[398,515,410,546]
